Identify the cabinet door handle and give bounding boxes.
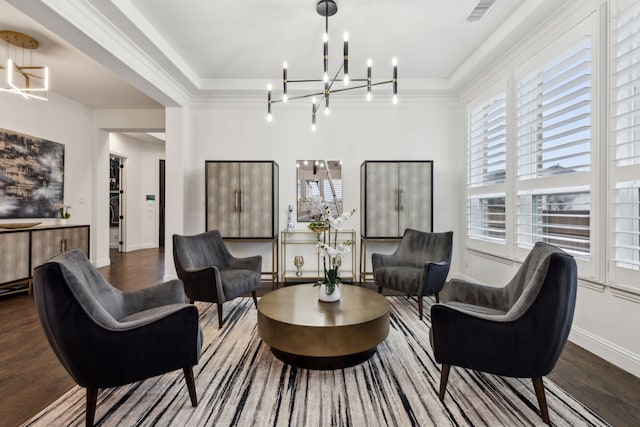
[399,188,404,211]
[60,238,68,252]
[234,190,240,212]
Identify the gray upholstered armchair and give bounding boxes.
[372,229,453,319]
[430,242,577,425]
[33,249,202,427]
[173,230,261,328]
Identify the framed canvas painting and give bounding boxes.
[0,128,65,218]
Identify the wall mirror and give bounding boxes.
[297,160,342,221]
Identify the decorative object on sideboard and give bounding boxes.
[0,30,49,100]
[0,221,41,229]
[55,204,71,225]
[293,256,304,277]
[266,0,398,131]
[0,128,64,219]
[287,204,295,231]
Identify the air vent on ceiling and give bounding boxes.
[466,0,497,22]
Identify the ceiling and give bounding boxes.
[0,0,556,109]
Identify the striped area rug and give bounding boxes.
[24,296,609,426]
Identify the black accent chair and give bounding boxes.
[173,230,261,328]
[372,229,453,319]
[430,242,577,425]
[33,249,202,427]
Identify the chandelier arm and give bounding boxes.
[327,80,394,94]
[272,91,325,103]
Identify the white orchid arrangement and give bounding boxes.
[315,206,356,295]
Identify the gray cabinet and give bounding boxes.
[0,224,90,297]
[0,231,30,286]
[206,161,279,238]
[31,226,90,273]
[360,161,433,238]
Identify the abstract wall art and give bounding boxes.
[0,128,65,218]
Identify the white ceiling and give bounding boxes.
[0,0,560,109]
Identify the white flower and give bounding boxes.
[328,208,356,230]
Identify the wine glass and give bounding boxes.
[293,256,304,277]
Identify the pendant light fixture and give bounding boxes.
[0,30,49,101]
[266,0,398,130]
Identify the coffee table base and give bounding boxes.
[270,347,378,370]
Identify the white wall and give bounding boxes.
[109,133,164,251]
[178,95,463,276]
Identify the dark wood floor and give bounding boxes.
[1,248,639,427]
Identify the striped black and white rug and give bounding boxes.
[24,297,609,426]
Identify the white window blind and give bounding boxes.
[517,190,590,256]
[468,195,506,241]
[468,92,507,187]
[612,2,640,277]
[517,37,591,179]
[613,1,640,166]
[323,179,342,203]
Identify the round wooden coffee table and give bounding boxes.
[257,284,389,369]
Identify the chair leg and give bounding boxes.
[377,286,383,294]
[532,377,550,424]
[435,292,440,303]
[252,291,258,308]
[438,364,450,401]
[86,387,98,427]
[183,366,198,407]
[217,303,223,328]
[418,296,424,319]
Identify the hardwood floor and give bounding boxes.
[1,248,639,426]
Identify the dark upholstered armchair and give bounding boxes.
[430,242,577,425]
[173,230,261,328]
[372,229,453,319]
[33,249,202,427]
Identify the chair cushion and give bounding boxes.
[220,270,261,300]
[375,266,421,294]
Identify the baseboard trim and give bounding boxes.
[94,257,110,268]
[570,326,640,378]
[125,243,158,252]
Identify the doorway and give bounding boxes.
[109,155,125,252]
[159,159,165,248]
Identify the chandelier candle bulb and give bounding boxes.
[343,32,349,85]
[267,84,272,120]
[282,62,287,101]
[367,59,372,100]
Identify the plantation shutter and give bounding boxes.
[612,1,640,280]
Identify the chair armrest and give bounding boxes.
[446,278,505,311]
[420,261,450,296]
[122,279,185,315]
[228,255,262,273]
[177,266,226,303]
[371,253,399,271]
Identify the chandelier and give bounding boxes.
[267,0,397,131]
[0,30,49,101]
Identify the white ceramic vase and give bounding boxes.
[318,283,340,302]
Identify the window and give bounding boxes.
[516,33,592,257]
[611,2,640,281]
[517,190,590,256]
[467,91,507,245]
[468,195,506,241]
